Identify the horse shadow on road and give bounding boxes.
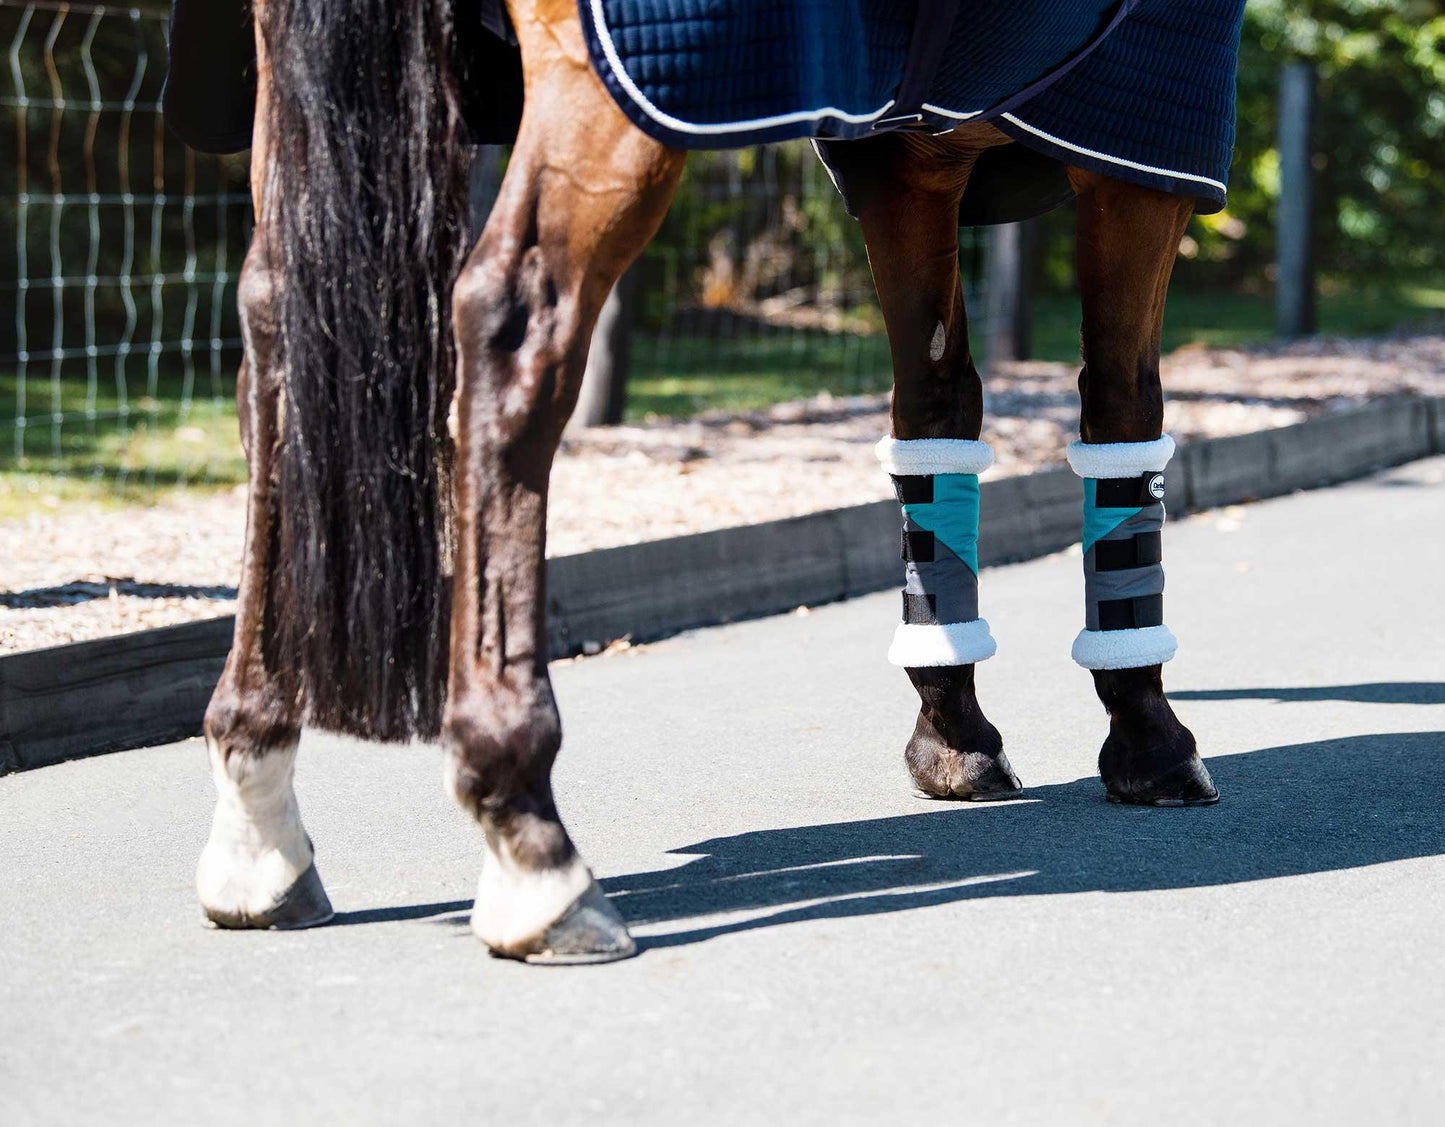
[598,731,1444,951]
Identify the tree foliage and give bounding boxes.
[1191,0,1445,283]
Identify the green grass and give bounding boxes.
[4,283,1439,515]
[626,330,894,420]
[1030,283,1445,363]
[625,283,1445,420]
[0,371,244,519]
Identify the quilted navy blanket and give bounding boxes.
[582,0,1247,217]
[164,1,1245,224]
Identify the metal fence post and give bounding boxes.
[1276,62,1317,339]
[984,220,1035,365]
[468,145,506,237]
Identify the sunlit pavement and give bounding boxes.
[4,458,1443,1125]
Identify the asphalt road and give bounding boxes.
[4,457,1443,1125]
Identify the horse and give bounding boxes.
[170,0,1244,963]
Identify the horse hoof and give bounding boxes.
[202,861,335,930]
[1104,756,1220,807]
[198,744,331,929]
[522,881,638,966]
[480,878,637,966]
[912,747,1024,802]
[470,841,635,965]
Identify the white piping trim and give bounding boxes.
[1072,625,1177,669]
[1001,113,1228,195]
[587,4,1229,196]
[810,138,845,195]
[1066,435,1175,479]
[589,0,895,135]
[889,619,997,667]
[587,4,1229,195]
[921,102,985,121]
[876,437,994,476]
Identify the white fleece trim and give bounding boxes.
[876,437,994,477]
[1071,626,1178,670]
[888,618,997,667]
[1066,435,1176,479]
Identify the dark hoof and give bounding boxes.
[1093,668,1217,807]
[489,880,637,967]
[204,862,335,931]
[902,669,1018,800]
[912,746,1024,802]
[1104,756,1220,807]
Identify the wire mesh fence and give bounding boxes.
[621,146,991,421]
[470,141,998,427]
[1,0,250,515]
[2,2,996,518]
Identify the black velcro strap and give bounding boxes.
[886,0,961,122]
[902,528,935,562]
[1097,594,1164,630]
[1094,473,1164,507]
[1134,594,1164,627]
[891,475,933,505]
[1093,531,1162,571]
[902,592,938,624]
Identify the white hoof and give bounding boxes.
[196,743,333,929]
[471,838,634,964]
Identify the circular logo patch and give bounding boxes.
[1148,473,1166,500]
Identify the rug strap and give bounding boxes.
[876,436,997,667]
[1068,435,1178,669]
[882,0,962,127]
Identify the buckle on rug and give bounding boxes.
[872,112,925,130]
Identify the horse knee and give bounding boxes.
[454,255,530,354]
[451,251,584,446]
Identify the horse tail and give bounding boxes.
[261,0,471,741]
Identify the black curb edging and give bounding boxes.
[3,395,1440,774]
[1,616,233,773]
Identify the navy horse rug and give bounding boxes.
[583,0,1246,220]
[165,0,1246,223]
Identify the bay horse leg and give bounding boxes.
[443,0,684,963]
[1068,170,1218,806]
[825,131,1021,800]
[197,11,333,928]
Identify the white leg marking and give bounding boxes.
[929,320,946,362]
[441,749,466,811]
[196,741,314,920]
[470,835,593,952]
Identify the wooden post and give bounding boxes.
[1276,63,1317,339]
[984,220,1035,365]
[568,263,639,431]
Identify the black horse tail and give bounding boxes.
[261,0,471,741]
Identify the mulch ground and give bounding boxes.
[4,333,1442,652]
